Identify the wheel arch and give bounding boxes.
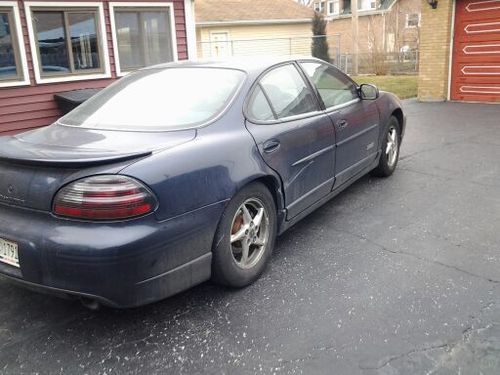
[224,173,286,236]
[234,173,283,213]
[249,175,284,212]
[391,108,404,137]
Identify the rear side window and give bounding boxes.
[258,64,318,119]
[301,62,359,108]
[247,85,275,121]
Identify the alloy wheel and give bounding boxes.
[385,126,399,168]
[230,198,270,269]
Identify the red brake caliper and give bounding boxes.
[231,213,244,236]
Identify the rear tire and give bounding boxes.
[212,182,277,288]
[372,116,401,177]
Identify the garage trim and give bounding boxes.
[448,0,457,100]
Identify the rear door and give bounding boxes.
[245,63,336,219]
[300,61,380,187]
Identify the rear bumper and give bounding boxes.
[0,201,226,307]
[0,253,212,308]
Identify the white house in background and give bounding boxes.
[196,0,315,58]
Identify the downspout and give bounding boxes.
[352,0,359,75]
[395,3,399,52]
[184,0,197,60]
[382,12,386,52]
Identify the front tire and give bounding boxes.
[372,116,401,177]
[212,182,277,287]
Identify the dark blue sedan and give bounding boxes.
[0,58,405,308]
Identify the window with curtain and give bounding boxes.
[358,0,376,10]
[406,14,420,28]
[327,0,340,15]
[32,8,102,76]
[0,8,21,81]
[314,1,326,13]
[114,8,174,72]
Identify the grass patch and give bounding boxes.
[351,75,418,99]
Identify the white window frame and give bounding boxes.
[109,2,178,77]
[405,13,421,28]
[314,1,326,12]
[25,1,111,85]
[359,0,376,11]
[327,0,340,15]
[183,0,196,60]
[0,2,30,88]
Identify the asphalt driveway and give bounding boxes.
[1,100,499,374]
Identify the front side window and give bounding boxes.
[59,68,245,131]
[259,64,318,119]
[113,8,174,73]
[32,8,102,76]
[301,62,359,108]
[0,7,23,84]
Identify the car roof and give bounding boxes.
[144,56,325,75]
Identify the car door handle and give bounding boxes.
[263,139,280,153]
[337,119,348,129]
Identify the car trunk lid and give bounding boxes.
[0,125,195,211]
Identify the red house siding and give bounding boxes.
[0,0,188,135]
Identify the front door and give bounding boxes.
[245,63,336,219]
[300,61,380,187]
[210,32,231,58]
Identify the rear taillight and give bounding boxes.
[53,175,157,220]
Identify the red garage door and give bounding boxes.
[451,0,500,102]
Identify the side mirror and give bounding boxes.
[359,84,379,100]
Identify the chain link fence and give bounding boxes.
[338,50,419,75]
[197,34,418,76]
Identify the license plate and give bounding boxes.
[0,238,19,268]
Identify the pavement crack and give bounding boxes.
[399,127,500,163]
[275,343,348,371]
[359,342,449,370]
[399,167,497,188]
[359,307,497,373]
[331,228,500,284]
[360,323,494,372]
[399,140,459,162]
[0,311,94,353]
[275,352,317,370]
[422,323,495,375]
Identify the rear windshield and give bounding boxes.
[59,67,246,131]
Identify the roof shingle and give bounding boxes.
[196,0,315,23]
